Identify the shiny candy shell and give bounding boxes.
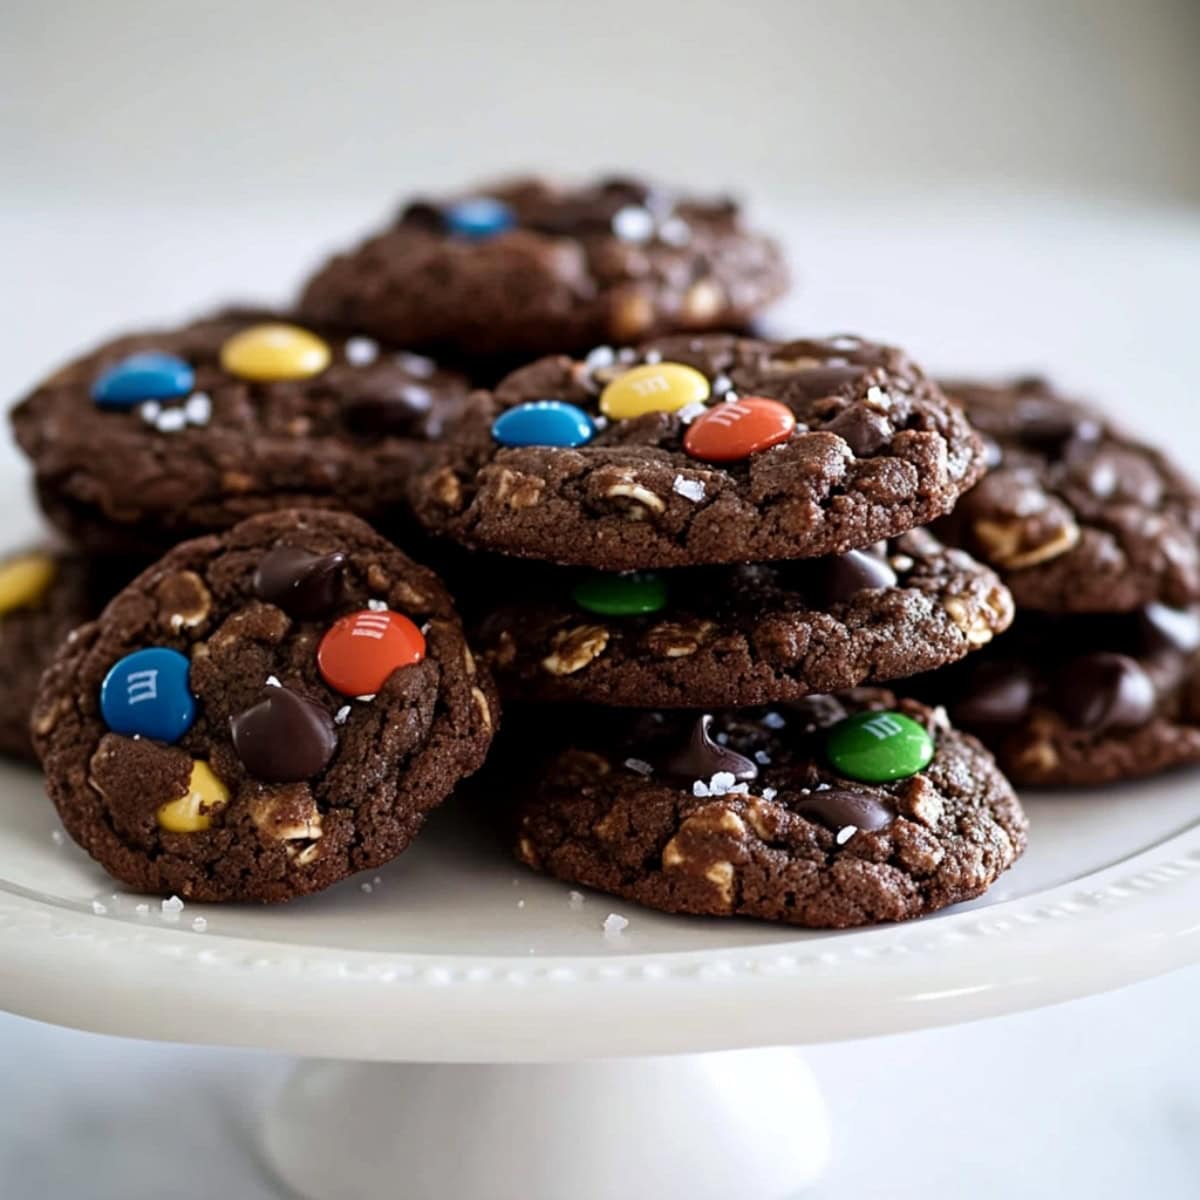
[100,647,197,743]
[220,323,331,382]
[825,710,934,784]
[91,352,195,409]
[0,552,57,615]
[599,363,710,420]
[156,760,229,833]
[683,396,796,463]
[572,571,667,616]
[492,401,594,448]
[444,196,515,240]
[317,610,426,697]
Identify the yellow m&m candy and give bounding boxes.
[156,760,230,833]
[0,553,57,616]
[220,323,331,382]
[599,362,710,420]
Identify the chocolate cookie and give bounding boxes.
[476,530,1012,707]
[413,334,986,569]
[514,691,1027,928]
[298,176,787,363]
[938,377,1200,612]
[922,602,1200,786]
[0,550,138,761]
[33,510,497,901]
[11,310,469,556]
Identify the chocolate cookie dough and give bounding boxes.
[938,377,1200,612]
[476,530,1012,707]
[414,334,986,569]
[515,691,1026,928]
[298,176,787,363]
[0,551,136,761]
[33,510,497,901]
[11,310,469,556]
[922,602,1200,786]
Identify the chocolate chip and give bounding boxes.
[1014,398,1101,452]
[254,547,345,619]
[822,405,892,456]
[343,382,434,437]
[953,662,1036,727]
[796,787,894,833]
[1139,604,1200,655]
[230,686,337,783]
[807,548,898,605]
[1051,652,1157,732]
[658,715,758,783]
[398,200,445,232]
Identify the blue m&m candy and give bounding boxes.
[492,401,595,448]
[100,648,197,743]
[444,197,515,240]
[91,352,195,409]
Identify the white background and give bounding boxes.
[2,2,1199,1197]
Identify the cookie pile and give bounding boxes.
[1,174,1178,925]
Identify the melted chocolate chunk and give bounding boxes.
[254,547,345,619]
[1140,604,1200,656]
[807,547,898,605]
[1051,652,1157,733]
[343,381,435,437]
[657,715,758,783]
[1013,397,1101,452]
[795,787,894,833]
[229,686,337,783]
[953,662,1036,727]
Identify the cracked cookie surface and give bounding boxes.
[513,690,1026,928]
[33,510,497,901]
[11,310,468,556]
[299,175,787,363]
[413,334,986,569]
[938,377,1200,612]
[474,529,1012,707]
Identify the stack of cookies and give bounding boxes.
[3,173,1176,928]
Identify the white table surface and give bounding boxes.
[1,193,1198,1198]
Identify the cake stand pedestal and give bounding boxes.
[1,762,1198,1199]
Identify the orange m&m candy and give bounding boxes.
[683,397,796,463]
[317,609,426,697]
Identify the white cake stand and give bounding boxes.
[1,758,1198,1200]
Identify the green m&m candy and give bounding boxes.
[825,710,934,783]
[572,571,667,617]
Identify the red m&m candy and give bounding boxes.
[683,397,796,463]
[317,609,426,697]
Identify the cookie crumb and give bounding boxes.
[602,912,629,936]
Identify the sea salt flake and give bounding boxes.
[184,392,212,425]
[692,780,711,798]
[658,216,691,246]
[135,903,150,916]
[591,415,609,431]
[155,407,188,434]
[191,916,208,932]
[729,782,750,794]
[624,757,654,776]
[672,476,706,502]
[762,787,778,801]
[265,675,281,688]
[617,347,638,363]
[676,401,708,425]
[865,385,892,411]
[397,352,436,377]
[708,771,736,796]
[139,401,162,424]
[642,348,663,364]
[568,891,585,910]
[711,373,734,396]
[754,750,771,765]
[356,693,376,703]
[585,346,616,371]
[361,882,373,894]
[91,900,107,915]
[603,913,629,936]
[367,598,388,612]
[162,895,184,914]
[762,711,786,730]
[611,205,654,243]
[334,705,351,725]
[836,825,858,846]
[345,336,379,366]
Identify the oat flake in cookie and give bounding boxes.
[922,603,1200,786]
[298,176,788,363]
[10,310,469,556]
[514,691,1027,929]
[33,510,497,901]
[413,334,986,569]
[475,529,1013,707]
[938,377,1200,612]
